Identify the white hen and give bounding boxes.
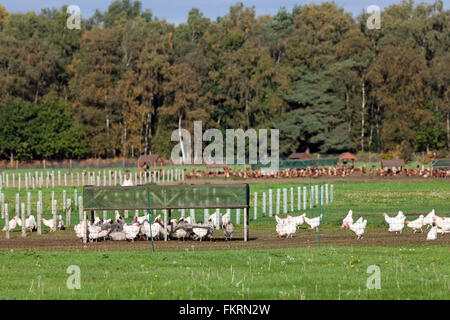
[303,214,323,231]
[1,216,17,232]
[346,218,367,240]
[383,213,405,233]
[341,210,353,229]
[123,223,140,241]
[405,215,424,233]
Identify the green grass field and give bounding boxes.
[0,245,448,299]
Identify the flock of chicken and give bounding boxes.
[1,215,65,233]
[73,211,235,243]
[274,209,450,240]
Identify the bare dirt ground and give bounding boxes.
[1,226,448,252]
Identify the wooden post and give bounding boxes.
[262,192,266,217]
[78,196,83,224]
[315,185,319,205]
[74,189,78,207]
[1,193,4,219]
[79,197,87,244]
[52,200,57,232]
[27,192,31,217]
[67,199,71,227]
[164,209,168,241]
[297,187,301,211]
[236,208,240,225]
[269,189,273,217]
[253,192,257,220]
[5,204,9,239]
[63,190,66,217]
[331,184,334,203]
[15,193,19,219]
[303,186,307,210]
[37,201,41,235]
[283,188,287,214]
[21,203,25,237]
[215,208,220,230]
[276,189,280,215]
[290,187,294,212]
[244,208,248,242]
[190,209,195,223]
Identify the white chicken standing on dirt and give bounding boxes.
[383,212,405,234]
[123,222,140,241]
[346,217,367,240]
[275,215,297,238]
[303,214,323,231]
[405,215,424,233]
[341,210,353,229]
[1,216,17,232]
[288,214,305,228]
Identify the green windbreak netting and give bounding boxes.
[432,159,450,168]
[83,184,249,210]
[251,158,338,169]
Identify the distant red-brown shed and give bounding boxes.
[287,152,311,160]
[339,152,358,162]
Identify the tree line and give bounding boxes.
[0,0,448,160]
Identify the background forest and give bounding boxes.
[0,0,448,161]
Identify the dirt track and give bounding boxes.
[1,226,448,252]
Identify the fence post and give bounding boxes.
[78,196,83,224]
[63,190,66,217]
[262,191,266,217]
[82,198,87,244]
[27,192,31,217]
[269,189,273,217]
[37,201,41,235]
[164,209,168,242]
[244,208,248,242]
[1,193,4,219]
[236,208,240,225]
[283,188,287,214]
[67,199,72,227]
[204,209,208,223]
[190,209,195,224]
[5,204,9,239]
[254,192,257,220]
[52,200,57,232]
[215,208,220,230]
[315,185,319,205]
[21,203,26,237]
[276,189,280,215]
[297,187,301,211]
[290,187,294,212]
[15,193,19,219]
[325,184,329,204]
[331,184,334,203]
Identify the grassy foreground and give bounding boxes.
[0,245,448,300]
